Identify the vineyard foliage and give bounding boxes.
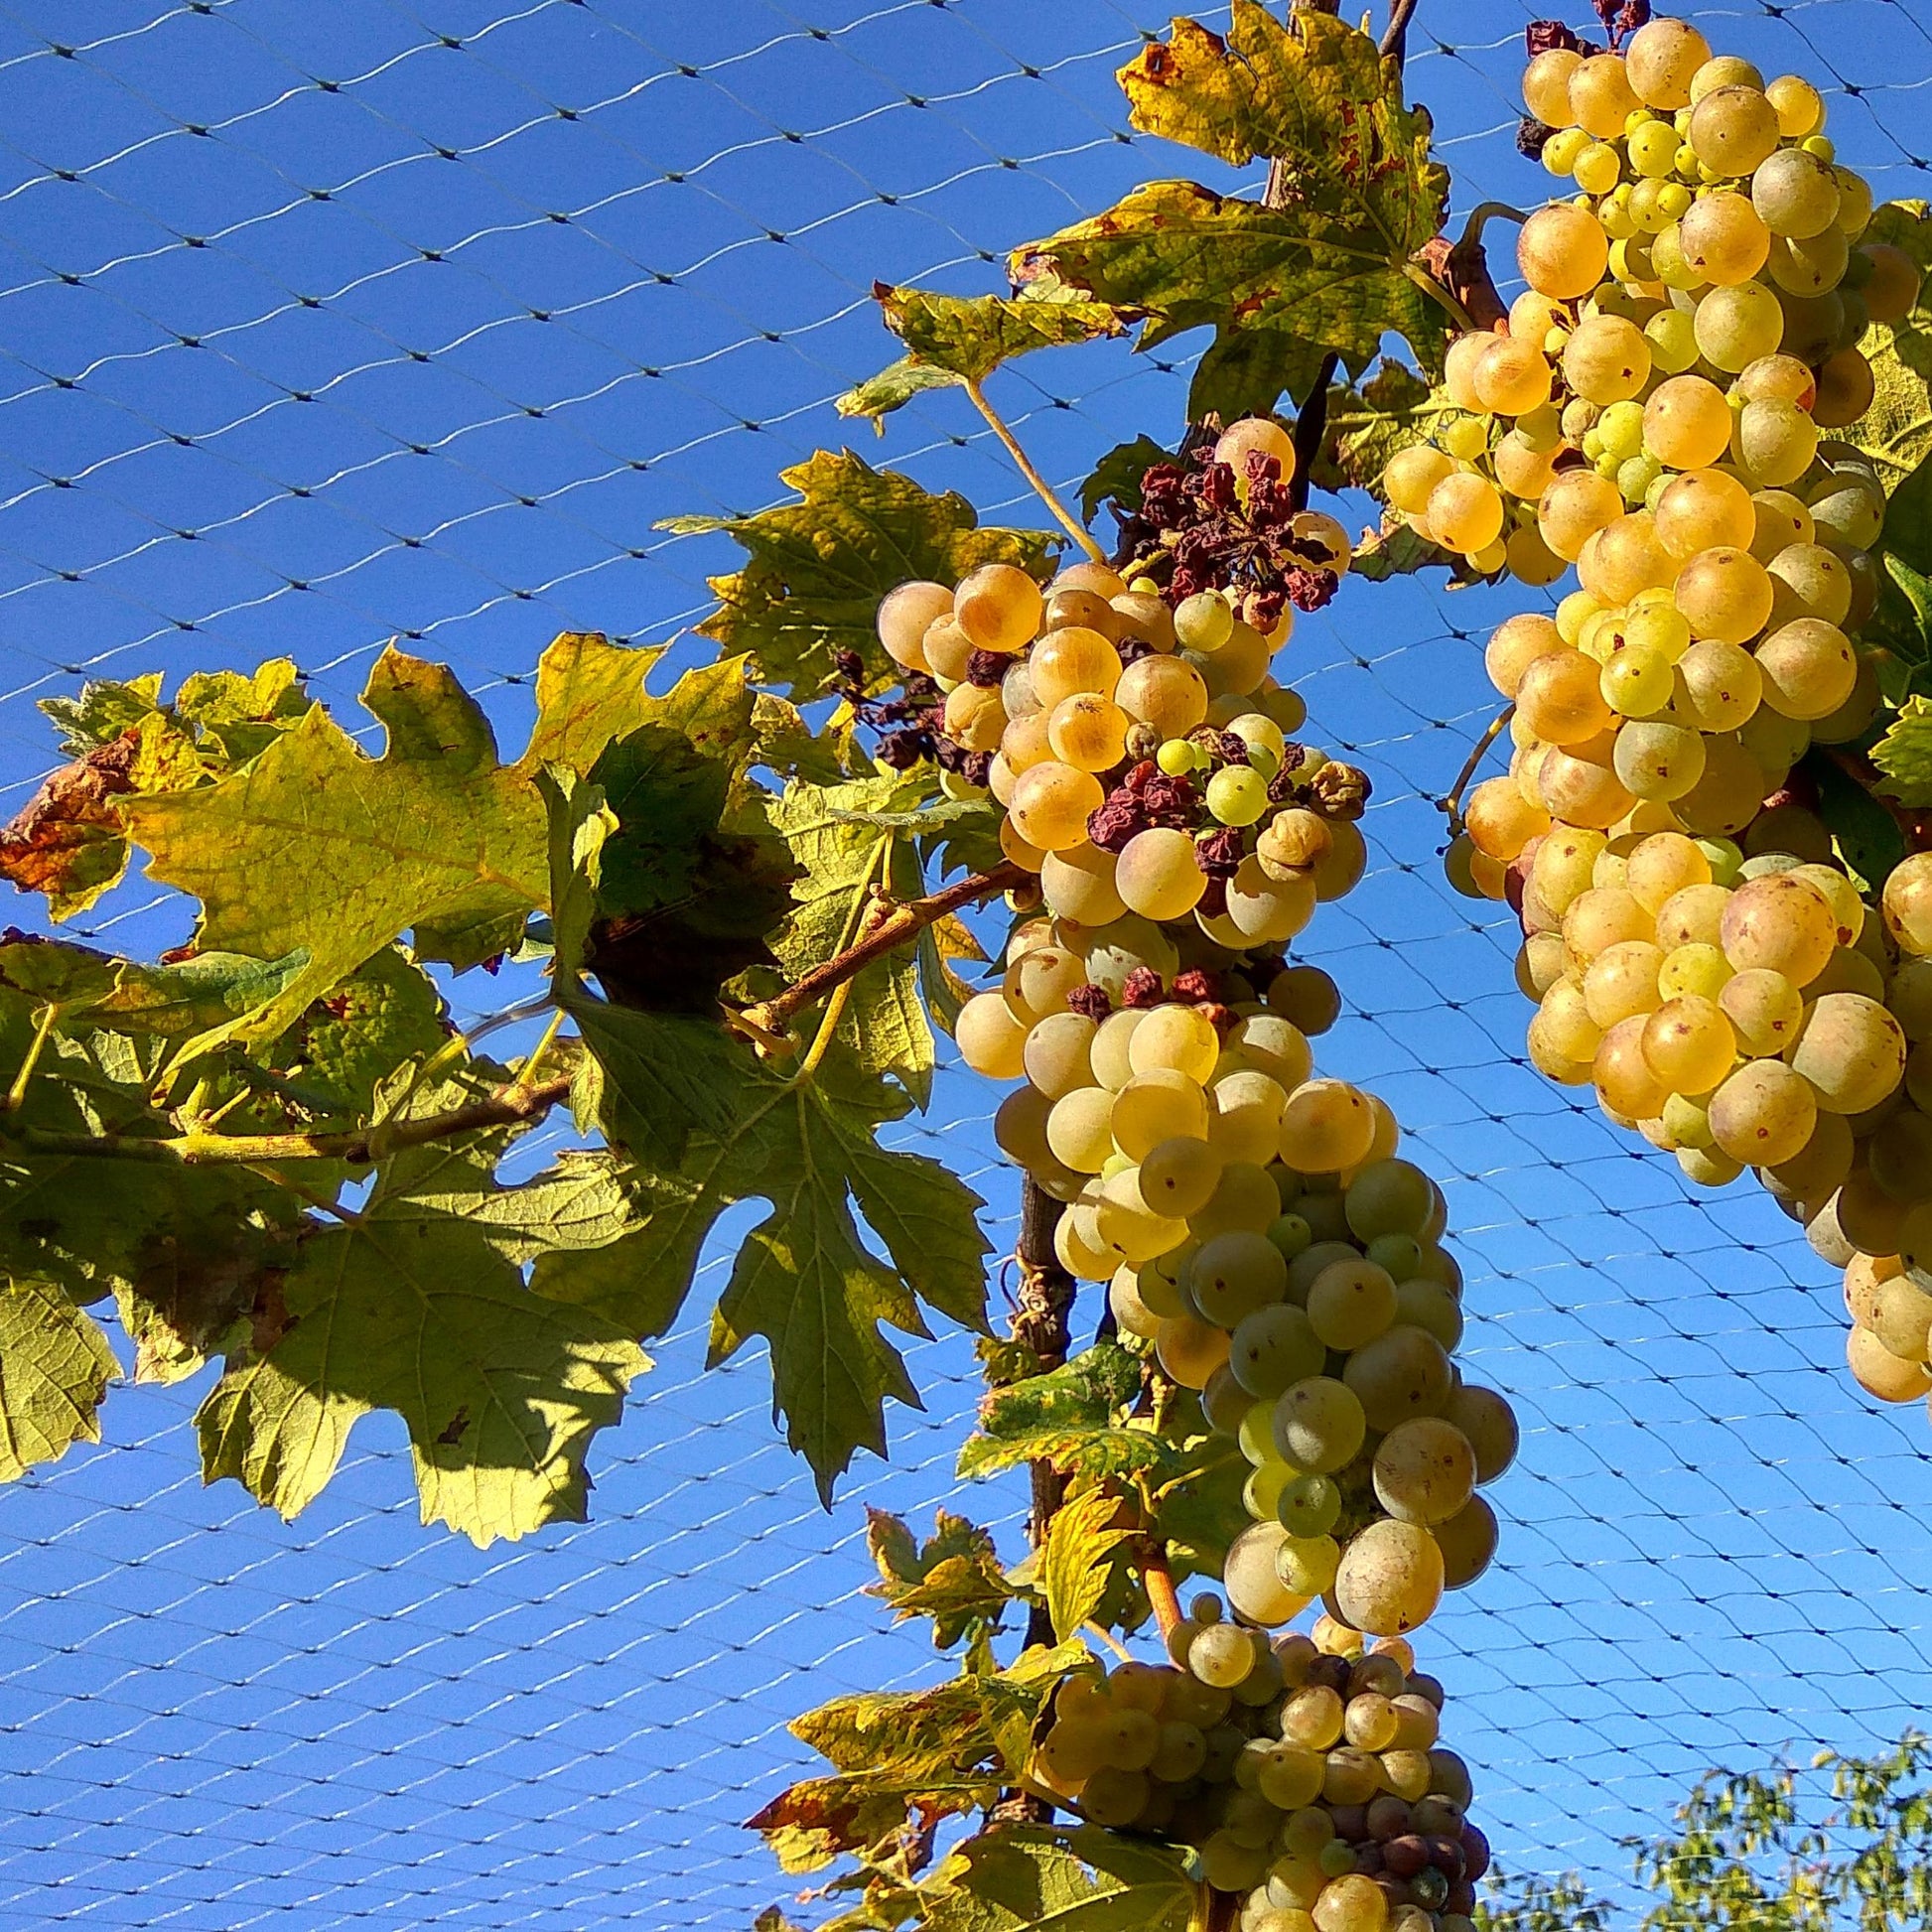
[2,3,1931,1930]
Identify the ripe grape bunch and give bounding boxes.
[953,846,1515,1645]
[1031,1614,1488,1932]
[1384,15,1932,1417]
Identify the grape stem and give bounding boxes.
[1142,1544,1184,1640]
[1379,0,1424,66]
[735,860,1026,1045]
[1457,201,1531,253]
[962,377,1108,566]
[1441,703,1514,832]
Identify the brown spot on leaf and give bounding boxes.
[436,1406,471,1447]
[0,732,140,904]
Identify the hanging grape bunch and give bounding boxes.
[1030,1615,1488,1930]
[1386,16,1932,1414]
[878,422,1518,1647]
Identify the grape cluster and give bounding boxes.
[956,917,1516,1638]
[1399,16,1932,1419]
[880,420,1368,935]
[1032,1616,1488,1931]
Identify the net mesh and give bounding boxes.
[0,1,1929,1926]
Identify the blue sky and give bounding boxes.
[1,1,1931,1928]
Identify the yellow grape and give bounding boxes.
[1518,202,1610,299]
[1010,761,1104,851]
[1030,625,1122,706]
[1625,17,1711,107]
[954,562,1043,653]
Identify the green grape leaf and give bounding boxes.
[917,912,986,1036]
[579,659,798,1015]
[124,648,551,1046]
[768,771,938,1098]
[1352,515,1478,584]
[1038,1486,1137,1644]
[837,354,966,428]
[1190,322,1334,427]
[0,1278,119,1481]
[756,1769,1010,1875]
[1807,750,1907,895]
[0,1002,306,1383]
[958,1344,1157,1480]
[0,937,124,1008]
[562,992,743,1172]
[536,1039,991,1498]
[516,632,665,777]
[660,450,1056,699]
[1149,1387,1250,1579]
[1849,202,1932,497]
[752,692,868,784]
[925,1826,1196,1932]
[0,716,201,920]
[196,1071,652,1546]
[168,658,311,766]
[268,948,450,1126]
[1314,359,1459,496]
[39,674,168,755]
[1080,435,1174,528]
[1871,696,1932,806]
[876,284,1131,382]
[866,1506,1015,1650]
[790,1639,1085,1776]
[1015,4,1451,419]
[104,951,314,1039]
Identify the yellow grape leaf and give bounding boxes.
[0,1278,118,1482]
[125,648,551,1044]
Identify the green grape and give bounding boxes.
[1156,738,1197,777]
[1343,1324,1452,1432]
[1737,398,1820,489]
[1333,1519,1446,1637]
[1613,720,1707,802]
[1192,1230,1291,1325]
[1395,1278,1464,1352]
[1227,1014,1316,1089]
[1677,637,1762,731]
[1688,85,1782,177]
[1367,1231,1425,1279]
[1193,1162,1288,1239]
[1767,542,1854,628]
[1278,1472,1343,1539]
[1447,1384,1519,1485]
[1601,641,1675,715]
[958,992,1030,1078]
[1693,281,1784,371]
[1207,764,1272,828]
[1190,1620,1261,1689]
[1230,1304,1325,1398]
[1174,591,1234,653]
[1275,1533,1341,1596]
[1116,827,1208,920]
[1788,992,1906,1114]
[1598,398,1648,459]
[1272,1376,1368,1473]
[1306,1257,1399,1349]
[1023,1012,1097,1099]
[1373,1417,1479,1525]
[1344,1159,1434,1239]
[1564,314,1651,403]
[1437,1494,1500,1590]
[1752,145,1841,237]
[1131,1003,1221,1082]
[1141,1135,1225,1218]
[1269,1213,1314,1261]
[1236,1399,1280,1467]
[1710,1057,1818,1164]
[1224,1519,1310,1626]
[1112,1069,1210,1161]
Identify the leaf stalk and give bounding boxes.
[962,377,1108,566]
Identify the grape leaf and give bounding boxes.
[1314,359,1460,496]
[0,716,201,919]
[925,1826,1195,1932]
[1038,1486,1137,1645]
[515,632,665,777]
[39,673,167,755]
[196,1071,652,1546]
[838,355,969,428]
[957,1344,1166,1481]
[580,659,798,1016]
[767,771,936,1098]
[1848,202,1932,499]
[1807,750,1906,895]
[535,1039,990,1497]
[1015,4,1451,419]
[0,1278,118,1481]
[1080,434,1173,527]
[867,1506,1014,1650]
[267,948,450,1127]
[1871,696,1932,806]
[0,1004,305,1386]
[125,648,551,1047]
[659,450,1056,699]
